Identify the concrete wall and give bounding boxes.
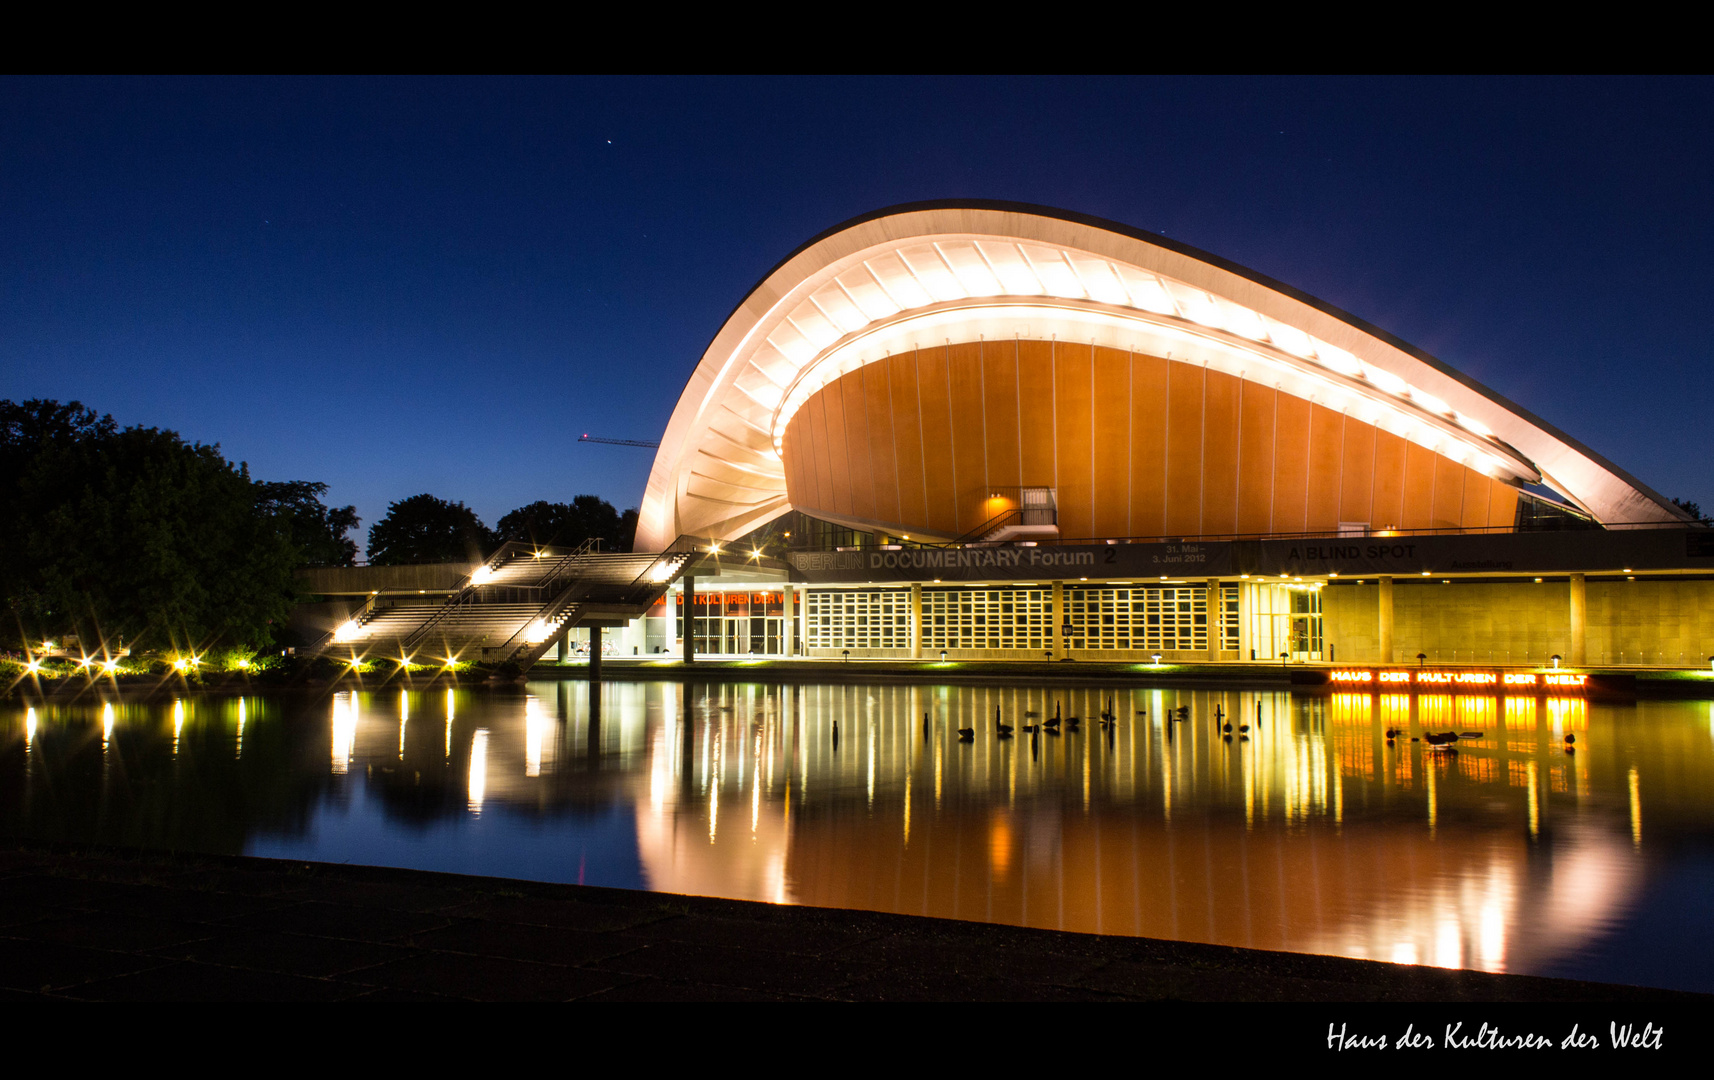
[296,563,471,596]
[1587,579,1714,666]
[1323,578,1714,666]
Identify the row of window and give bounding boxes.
[803,587,1241,652]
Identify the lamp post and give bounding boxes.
[1416,652,1427,668]
[1552,654,1561,669]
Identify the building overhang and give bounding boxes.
[638,202,1688,550]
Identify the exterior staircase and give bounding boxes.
[317,538,693,667]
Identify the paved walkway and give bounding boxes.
[0,842,1699,1002]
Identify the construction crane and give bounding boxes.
[578,434,660,448]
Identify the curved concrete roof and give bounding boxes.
[637,202,1687,550]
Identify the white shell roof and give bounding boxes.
[637,202,1687,550]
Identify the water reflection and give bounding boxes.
[4,681,1714,991]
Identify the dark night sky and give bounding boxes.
[4,76,1711,547]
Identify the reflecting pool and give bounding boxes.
[4,681,1714,992]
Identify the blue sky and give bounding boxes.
[5,76,1710,546]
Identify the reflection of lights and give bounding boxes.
[102,702,114,749]
[988,816,1013,880]
[1527,761,1540,838]
[24,707,36,748]
[525,696,545,777]
[1478,901,1507,970]
[173,699,185,753]
[1434,916,1462,969]
[445,688,455,757]
[467,728,488,813]
[331,693,356,774]
[236,698,246,758]
[1629,767,1642,847]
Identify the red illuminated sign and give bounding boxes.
[1326,669,1588,694]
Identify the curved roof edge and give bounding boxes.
[638,201,1689,550]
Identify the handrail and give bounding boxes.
[311,592,384,654]
[527,537,602,596]
[947,507,1058,546]
[498,548,694,666]
[787,518,1701,554]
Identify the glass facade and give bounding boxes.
[678,591,786,655]
[921,588,1051,651]
[1062,585,1239,652]
[804,589,911,651]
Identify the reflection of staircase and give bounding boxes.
[319,539,692,666]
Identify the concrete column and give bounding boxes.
[589,626,603,681]
[1237,581,1252,660]
[910,583,923,659]
[1378,576,1394,665]
[1570,573,1587,666]
[557,630,569,663]
[795,584,807,655]
[1050,581,1064,658]
[1206,578,1221,662]
[668,584,680,652]
[682,576,695,664]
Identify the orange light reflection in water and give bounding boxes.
[4,682,1703,986]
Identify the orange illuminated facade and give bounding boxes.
[782,340,1519,542]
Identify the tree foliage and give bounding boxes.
[1,399,302,651]
[495,495,637,552]
[255,480,360,566]
[1672,498,1712,525]
[366,494,495,565]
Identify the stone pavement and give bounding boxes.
[0,841,1700,1002]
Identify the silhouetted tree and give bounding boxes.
[0,399,299,650]
[367,495,495,565]
[255,480,360,566]
[1672,498,1712,525]
[495,495,637,552]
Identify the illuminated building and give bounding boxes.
[628,202,1713,665]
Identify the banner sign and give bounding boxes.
[782,528,1709,585]
[787,541,1231,584]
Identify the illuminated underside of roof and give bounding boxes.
[637,202,1686,550]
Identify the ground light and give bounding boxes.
[1152,654,1162,666]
